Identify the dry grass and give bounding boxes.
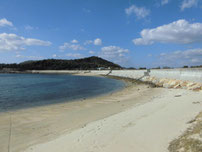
[168,112,202,152]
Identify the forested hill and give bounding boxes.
[0,56,122,71]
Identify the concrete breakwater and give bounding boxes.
[30,69,202,91]
[91,69,202,91]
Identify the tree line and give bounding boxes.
[0,56,122,71]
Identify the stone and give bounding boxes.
[180,81,188,89]
[167,80,181,88]
[186,82,196,87]
[173,84,181,89]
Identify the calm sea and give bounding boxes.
[0,73,125,112]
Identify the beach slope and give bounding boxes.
[24,88,202,152]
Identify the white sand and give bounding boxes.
[1,84,160,152]
[24,89,202,152]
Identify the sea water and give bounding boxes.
[0,73,125,112]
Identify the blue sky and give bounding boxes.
[0,0,202,68]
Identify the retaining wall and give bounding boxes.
[92,69,202,83]
[30,68,202,83]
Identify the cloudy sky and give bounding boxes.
[0,0,202,68]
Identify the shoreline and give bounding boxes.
[0,73,126,114]
[0,73,201,152]
[0,75,160,152]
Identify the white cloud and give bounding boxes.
[52,54,58,58]
[180,0,198,11]
[99,46,129,65]
[158,48,202,67]
[161,0,169,5]
[0,18,13,27]
[24,25,37,30]
[84,38,102,45]
[94,38,102,45]
[59,42,86,51]
[101,46,129,57]
[52,53,84,59]
[71,39,78,43]
[66,53,83,58]
[84,40,93,45]
[25,25,33,30]
[16,54,43,60]
[0,33,51,51]
[125,5,150,19]
[133,19,202,45]
[89,51,95,54]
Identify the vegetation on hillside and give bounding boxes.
[0,56,122,71]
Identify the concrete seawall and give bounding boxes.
[150,69,202,83]
[91,68,202,83]
[30,69,202,91]
[30,69,202,83]
[90,69,202,91]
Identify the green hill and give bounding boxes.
[0,56,122,71]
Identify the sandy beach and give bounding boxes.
[23,87,202,152]
[0,78,160,152]
[0,75,201,152]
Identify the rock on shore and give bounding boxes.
[142,76,202,91]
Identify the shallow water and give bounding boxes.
[0,73,125,112]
